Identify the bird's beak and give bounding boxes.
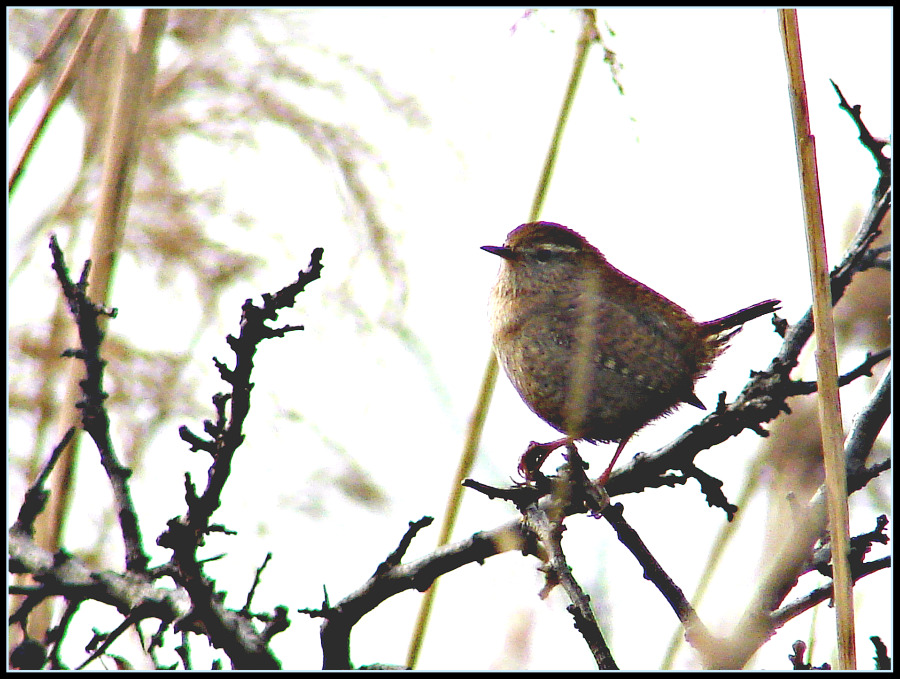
[481,245,515,260]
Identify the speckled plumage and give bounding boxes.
[484,221,779,446]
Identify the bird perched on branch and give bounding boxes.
[483,221,780,483]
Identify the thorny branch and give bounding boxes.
[155,247,324,669]
[302,517,434,670]
[523,501,617,669]
[458,84,890,668]
[48,234,149,573]
[11,427,76,537]
[11,84,889,671]
[606,170,889,514]
[10,241,323,669]
[830,79,891,193]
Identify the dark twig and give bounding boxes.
[600,502,714,653]
[870,636,891,671]
[788,640,831,670]
[824,187,891,307]
[771,556,889,630]
[165,248,324,538]
[606,181,890,514]
[824,363,892,502]
[785,348,890,396]
[483,450,618,668]
[375,517,434,577]
[12,427,76,536]
[522,502,617,669]
[452,362,890,666]
[490,439,714,662]
[462,477,547,509]
[174,632,192,671]
[831,80,891,191]
[709,357,891,669]
[259,606,290,645]
[49,235,149,574]
[845,367,891,490]
[308,517,433,670]
[157,248,323,669]
[76,610,142,670]
[563,446,609,516]
[684,463,738,519]
[47,600,80,669]
[301,516,538,670]
[860,244,890,272]
[241,553,273,616]
[808,515,889,578]
[789,640,811,670]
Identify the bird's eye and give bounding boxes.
[534,249,554,262]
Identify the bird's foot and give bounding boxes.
[595,434,632,488]
[518,437,572,480]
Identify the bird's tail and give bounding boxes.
[701,299,781,336]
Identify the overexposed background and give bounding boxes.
[8,7,891,670]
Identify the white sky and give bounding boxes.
[8,7,892,670]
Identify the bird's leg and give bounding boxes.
[595,433,632,487]
[518,437,572,480]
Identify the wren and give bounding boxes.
[482,221,780,484]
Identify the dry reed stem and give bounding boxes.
[29,8,169,641]
[405,9,603,669]
[8,9,81,118]
[9,9,110,193]
[775,8,855,669]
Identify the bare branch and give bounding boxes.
[11,427,76,536]
[49,235,148,574]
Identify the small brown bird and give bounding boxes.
[482,221,780,484]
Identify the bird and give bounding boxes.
[482,221,780,484]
